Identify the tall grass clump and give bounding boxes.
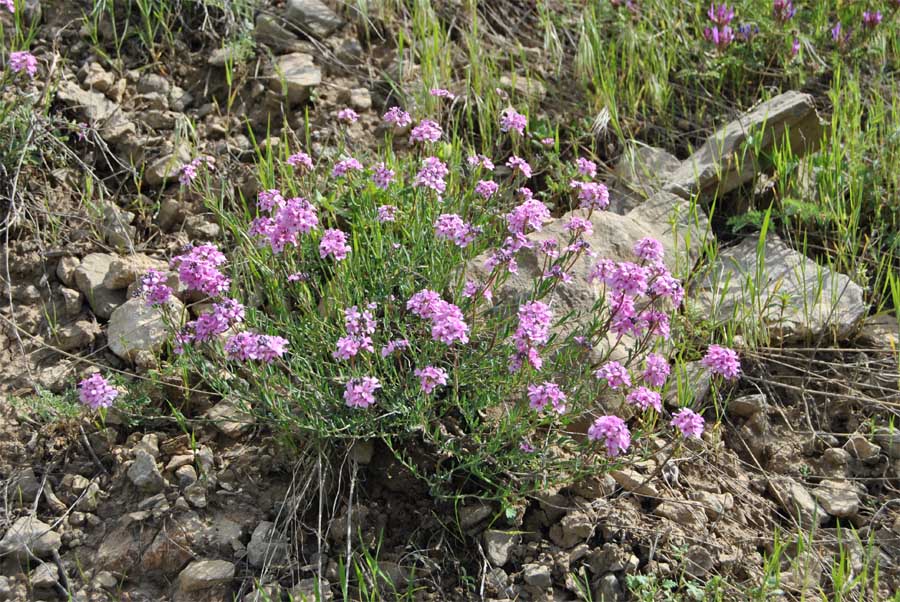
[79,103,739,501]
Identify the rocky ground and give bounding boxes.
[2,0,900,601]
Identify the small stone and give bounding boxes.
[74,253,127,319]
[157,198,187,231]
[688,491,733,520]
[107,297,185,362]
[137,73,170,95]
[845,435,880,462]
[133,433,160,458]
[178,559,235,592]
[522,563,552,589]
[284,0,344,38]
[9,468,41,506]
[349,87,372,111]
[204,397,254,438]
[270,53,321,105]
[683,545,715,579]
[127,450,165,493]
[100,203,136,250]
[144,146,191,187]
[56,256,80,287]
[166,454,195,472]
[813,480,861,518]
[728,394,768,418]
[609,469,658,497]
[873,427,900,459]
[459,502,493,528]
[549,511,594,548]
[184,215,222,240]
[103,254,167,290]
[52,319,101,351]
[498,74,546,102]
[654,499,707,527]
[30,563,58,589]
[483,530,519,566]
[176,465,198,489]
[767,477,827,527]
[247,521,290,568]
[593,573,621,602]
[184,482,207,508]
[94,571,117,590]
[253,14,302,52]
[59,287,83,317]
[0,516,62,557]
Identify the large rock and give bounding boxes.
[767,477,827,528]
[694,235,867,340]
[284,0,344,38]
[56,81,136,144]
[269,53,321,105]
[103,254,168,290]
[0,516,62,558]
[665,91,824,200]
[178,559,235,592]
[74,253,127,319]
[107,297,184,362]
[613,141,681,211]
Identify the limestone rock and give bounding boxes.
[483,530,519,566]
[269,53,321,105]
[178,560,235,593]
[654,499,707,527]
[284,0,344,38]
[56,81,136,144]
[52,319,101,351]
[204,397,254,438]
[74,253,127,319]
[665,91,824,200]
[695,235,866,340]
[104,254,168,290]
[609,469,658,497]
[247,521,290,568]
[812,480,861,518]
[144,145,192,187]
[127,450,165,493]
[845,435,880,462]
[767,477,827,527]
[613,141,681,210]
[522,563,552,589]
[0,516,62,558]
[56,256,80,287]
[107,297,184,362]
[101,203,136,250]
[873,427,900,459]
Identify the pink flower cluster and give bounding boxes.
[78,373,119,409]
[704,3,735,51]
[140,269,173,306]
[179,156,215,186]
[415,365,448,394]
[595,361,631,389]
[383,107,412,128]
[527,382,567,414]
[507,198,550,235]
[332,157,364,178]
[410,119,442,143]
[571,181,609,210]
[700,344,741,380]
[170,244,230,296]
[250,193,319,253]
[500,108,527,135]
[510,301,552,372]
[9,51,37,78]
[474,180,499,199]
[434,214,479,248]
[344,377,381,408]
[377,205,398,223]
[319,229,351,261]
[506,156,532,179]
[225,331,288,363]
[334,305,376,361]
[407,289,469,345]
[672,408,705,438]
[337,107,359,123]
[288,151,313,171]
[467,155,494,171]
[414,157,449,195]
[371,163,395,190]
[588,415,631,457]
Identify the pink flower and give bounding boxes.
[319,229,351,261]
[791,37,800,57]
[377,205,398,223]
[78,373,119,409]
[225,332,261,361]
[430,88,455,99]
[467,154,495,170]
[594,361,631,390]
[700,345,741,380]
[2,0,14,13]
[287,151,314,171]
[257,189,284,212]
[257,335,289,362]
[332,157,364,178]
[642,353,670,387]
[178,156,215,186]
[170,244,230,296]
[430,300,469,345]
[251,196,319,253]
[434,214,478,247]
[407,289,443,319]
[414,157,449,194]
[140,269,173,306]
[380,338,409,357]
[527,382,567,414]
[333,335,373,360]
[507,198,550,235]
[344,377,381,409]
[565,216,593,237]
[609,262,649,297]
[462,280,492,303]
[510,301,552,372]
[576,158,597,178]
[415,365,448,394]
[383,106,412,128]
[410,119,443,143]
[672,408,705,439]
[9,51,37,77]
[506,156,532,179]
[474,180,499,199]
[500,108,527,135]
[571,181,609,210]
[540,137,555,146]
[626,386,662,412]
[633,237,664,263]
[337,107,359,123]
[588,415,631,457]
[371,162,395,190]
